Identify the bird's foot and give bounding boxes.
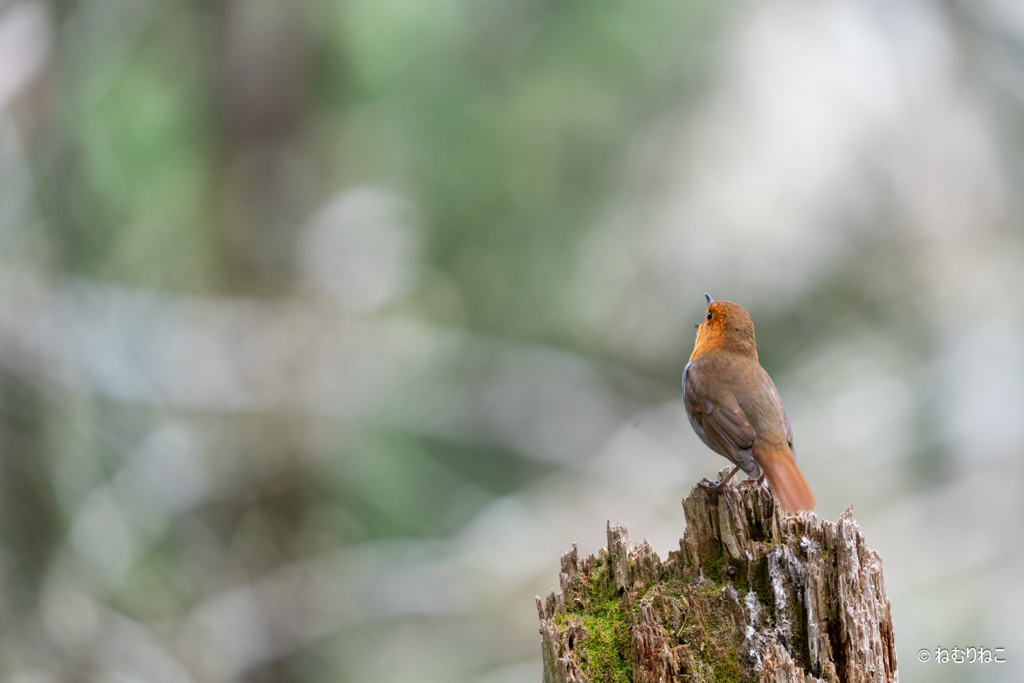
[757,473,770,493]
[739,475,771,495]
[697,476,726,491]
[743,473,772,502]
[697,467,740,514]
[698,466,740,492]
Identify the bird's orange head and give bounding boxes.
[690,294,757,360]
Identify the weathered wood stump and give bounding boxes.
[536,469,897,683]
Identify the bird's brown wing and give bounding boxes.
[683,362,760,477]
[758,363,795,457]
[782,405,795,455]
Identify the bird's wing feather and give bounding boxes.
[757,363,795,458]
[782,405,795,456]
[684,363,760,476]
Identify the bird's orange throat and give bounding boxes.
[689,327,720,360]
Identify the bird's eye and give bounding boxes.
[706,311,713,322]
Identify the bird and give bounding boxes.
[682,293,815,513]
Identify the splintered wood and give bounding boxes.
[536,472,897,683]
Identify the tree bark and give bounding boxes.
[536,469,898,683]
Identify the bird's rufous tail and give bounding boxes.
[754,445,815,513]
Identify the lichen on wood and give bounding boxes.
[536,469,898,683]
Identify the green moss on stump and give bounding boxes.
[554,557,633,682]
[553,558,758,682]
[577,610,633,683]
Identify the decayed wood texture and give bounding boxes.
[537,470,897,683]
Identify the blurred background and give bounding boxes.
[0,0,1020,681]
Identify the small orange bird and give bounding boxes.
[683,294,815,513]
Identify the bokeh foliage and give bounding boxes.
[6,0,730,680]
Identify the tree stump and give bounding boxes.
[536,469,898,683]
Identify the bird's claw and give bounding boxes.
[754,473,771,498]
[697,476,724,491]
[697,476,736,514]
